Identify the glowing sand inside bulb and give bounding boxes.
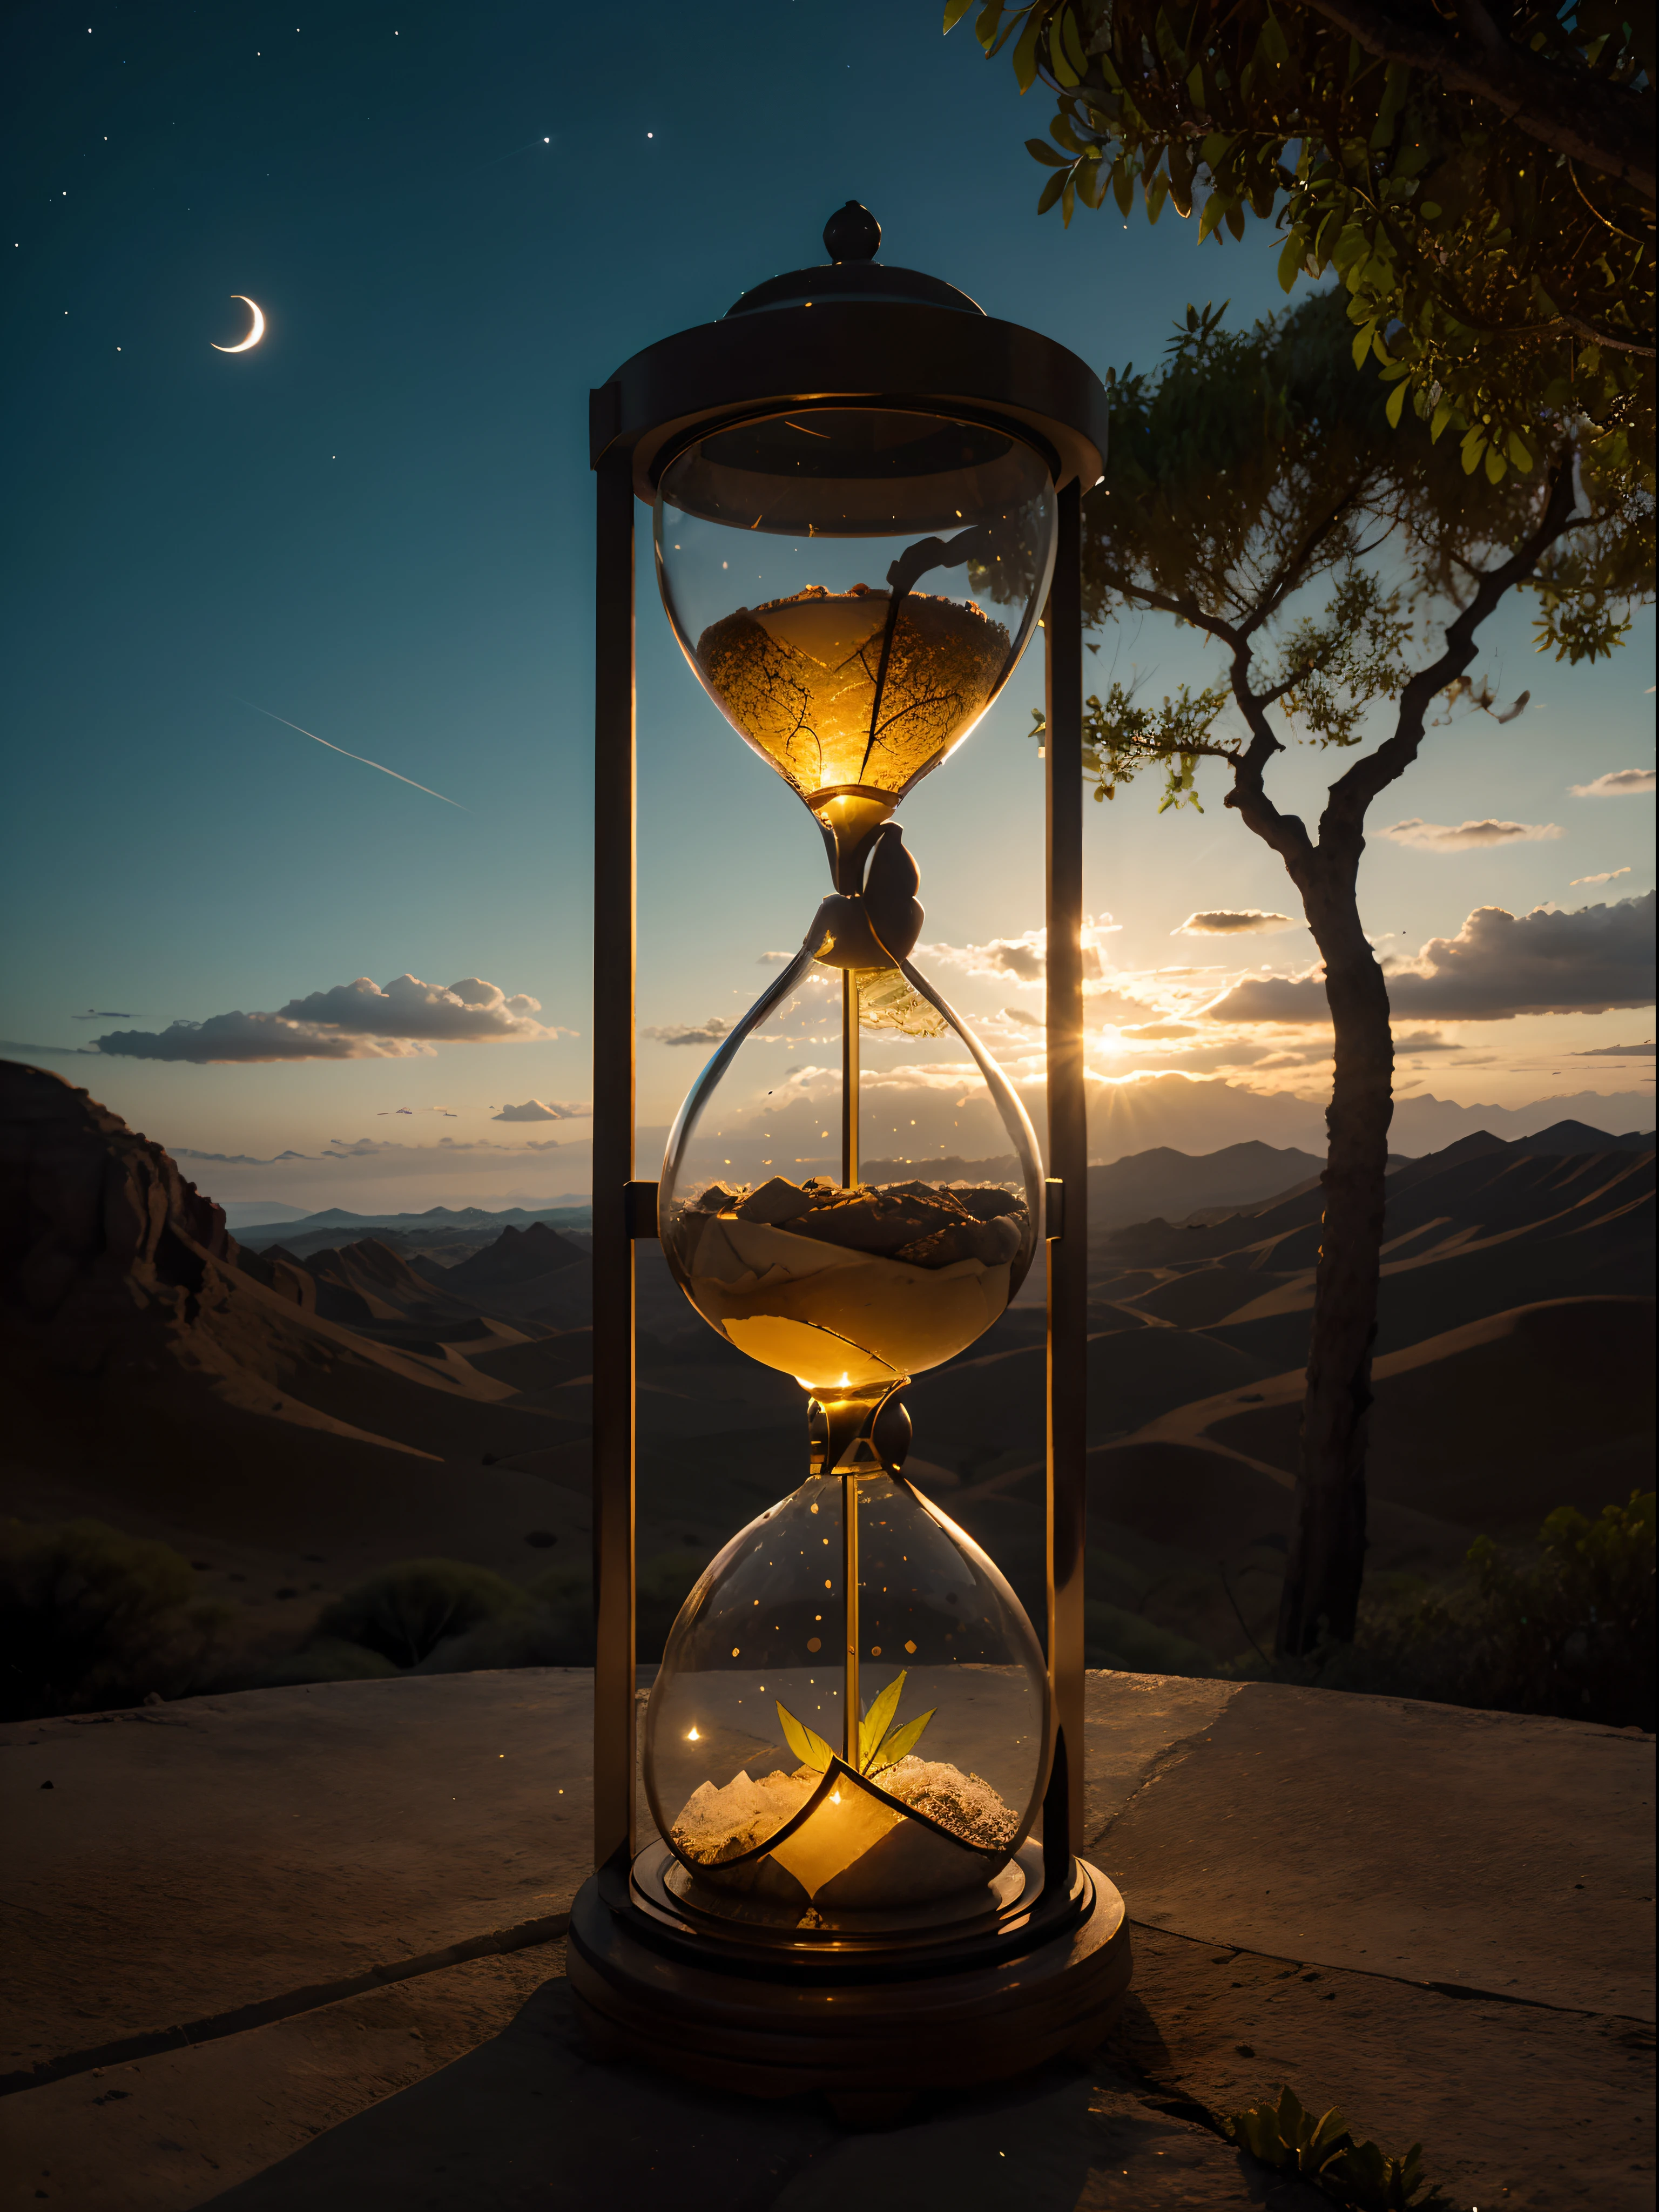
[696,584,1010,800]
[669,1176,1029,1388]
[671,1756,1019,1910]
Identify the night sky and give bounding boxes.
[4,1,1651,1215]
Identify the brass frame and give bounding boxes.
[589,289,1106,1884]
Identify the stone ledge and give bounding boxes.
[1,1669,1651,2211]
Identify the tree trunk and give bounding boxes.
[1276,864,1394,1657]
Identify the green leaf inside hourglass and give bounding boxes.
[777,1668,936,1778]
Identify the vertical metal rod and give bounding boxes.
[841,970,860,1188]
[842,1472,860,1766]
[1044,477,1088,1863]
[591,443,638,1874]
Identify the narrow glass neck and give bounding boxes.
[806,1382,908,1765]
[810,790,896,892]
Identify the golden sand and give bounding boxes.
[696,584,1010,801]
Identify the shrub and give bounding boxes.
[1419,1489,1654,1729]
[1229,2084,1453,2209]
[415,1564,594,1673]
[315,1559,529,1668]
[1239,1492,1656,1730]
[0,1518,229,1720]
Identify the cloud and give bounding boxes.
[1570,768,1655,797]
[922,915,1121,987]
[1572,867,1633,886]
[1573,1041,1655,1057]
[272,974,561,1042]
[1174,909,1300,936]
[71,1009,131,1020]
[96,1012,416,1063]
[1379,818,1563,851]
[1208,892,1655,1023]
[493,1098,590,1122]
[758,950,793,966]
[643,1017,736,1048]
[92,974,567,1063]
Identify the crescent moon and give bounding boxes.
[211,296,265,353]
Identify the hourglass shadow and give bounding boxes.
[202,1972,1108,2212]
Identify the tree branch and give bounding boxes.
[1319,455,1584,844]
[1299,0,1656,200]
[1097,568,1245,647]
[1237,478,1371,642]
[1220,642,1318,876]
[1554,310,1657,362]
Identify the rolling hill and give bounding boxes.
[2,1058,1650,1694]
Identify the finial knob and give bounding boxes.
[823,201,881,263]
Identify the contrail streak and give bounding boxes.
[242,704,469,810]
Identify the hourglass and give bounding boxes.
[572,205,1127,2112]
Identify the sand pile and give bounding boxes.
[672,1766,819,1864]
[697,584,1010,800]
[670,1755,1020,1899]
[667,1176,1031,1387]
[873,1756,1019,1850]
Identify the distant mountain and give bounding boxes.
[234,1201,592,1250]
[0,1064,596,1613]
[3,1055,1649,1705]
[1088,1142,1326,1231]
[440,1221,588,1290]
[1104,1128,1654,1368]
[220,1199,312,1228]
[1509,1118,1654,1155]
[246,1236,487,1328]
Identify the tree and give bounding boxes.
[1027,288,1650,1653]
[946,0,1654,485]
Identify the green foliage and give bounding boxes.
[1237,1493,1657,1730]
[1228,2083,1453,2208]
[1433,1490,1654,1728]
[777,1667,936,1775]
[316,1558,529,1669]
[0,1518,230,1721]
[1082,289,1647,678]
[948,0,1655,482]
[777,1697,837,1770]
[1027,290,1649,808]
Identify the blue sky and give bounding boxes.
[3,0,1651,1212]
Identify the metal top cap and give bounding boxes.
[725,203,982,319]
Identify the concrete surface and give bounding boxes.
[1,1669,1651,2211]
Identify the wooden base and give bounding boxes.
[568,1854,1131,2117]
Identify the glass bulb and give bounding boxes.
[655,408,1056,861]
[643,1459,1049,1918]
[658,930,1041,1395]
